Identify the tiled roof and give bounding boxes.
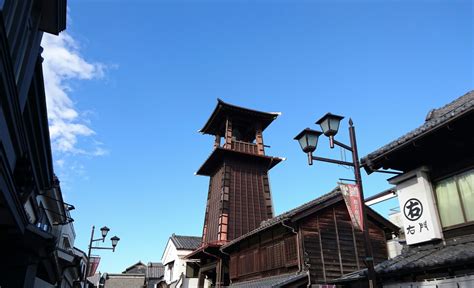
[362,90,474,169]
[123,261,146,274]
[170,234,202,250]
[375,234,474,275]
[146,262,164,279]
[222,188,342,250]
[328,235,474,283]
[228,272,307,287]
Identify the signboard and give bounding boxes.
[390,168,442,245]
[339,183,364,231]
[88,256,101,277]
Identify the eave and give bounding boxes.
[185,242,224,260]
[362,91,474,174]
[199,99,280,136]
[196,147,283,176]
[39,0,67,35]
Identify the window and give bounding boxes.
[435,169,474,228]
[185,262,199,278]
[167,261,174,282]
[36,204,51,233]
[62,236,71,250]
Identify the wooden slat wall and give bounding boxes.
[228,160,273,240]
[301,203,388,283]
[203,153,275,243]
[229,234,299,282]
[203,165,224,243]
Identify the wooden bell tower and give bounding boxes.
[197,99,283,244]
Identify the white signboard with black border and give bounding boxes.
[389,167,443,245]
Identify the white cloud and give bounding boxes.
[42,32,106,156]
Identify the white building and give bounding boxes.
[161,234,206,288]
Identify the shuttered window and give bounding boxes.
[285,236,298,265]
[229,235,299,279]
[230,255,238,279]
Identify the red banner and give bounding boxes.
[339,183,364,231]
[88,256,101,277]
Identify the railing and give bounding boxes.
[227,140,259,155]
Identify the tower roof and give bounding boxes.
[199,99,281,136]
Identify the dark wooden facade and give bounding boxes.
[300,202,387,283]
[189,100,284,287]
[0,1,71,287]
[196,99,282,244]
[222,190,396,286]
[228,226,299,281]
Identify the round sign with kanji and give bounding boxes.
[403,198,423,221]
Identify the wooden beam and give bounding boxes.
[333,208,344,275]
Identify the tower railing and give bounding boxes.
[225,140,259,155]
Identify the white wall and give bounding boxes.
[161,239,207,288]
[383,274,474,288]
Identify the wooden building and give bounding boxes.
[222,187,397,287]
[356,90,474,287]
[0,1,82,287]
[187,99,284,286]
[188,100,397,287]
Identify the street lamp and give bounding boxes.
[111,236,120,251]
[83,226,121,287]
[294,128,322,165]
[100,226,110,239]
[294,116,377,288]
[315,113,344,148]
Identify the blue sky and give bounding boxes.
[42,0,472,273]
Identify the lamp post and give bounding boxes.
[82,226,120,287]
[294,113,376,288]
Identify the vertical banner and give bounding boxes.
[88,256,101,277]
[340,183,364,231]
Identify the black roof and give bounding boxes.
[170,234,202,250]
[376,234,474,275]
[362,90,474,172]
[332,234,474,282]
[146,262,164,279]
[199,99,280,138]
[123,261,146,274]
[228,272,307,287]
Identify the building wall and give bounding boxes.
[227,159,274,240]
[203,159,275,244]
[300,203,388,283]
[103,275,145,288]
[162,241,199,286]
[0,1,68,287]
[203,165,225,243]
[227,200,391,285]
[229,226,299,283]
[383,274,474,288]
